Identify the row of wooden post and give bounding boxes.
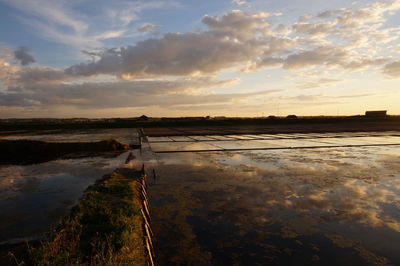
[140,164,155,266]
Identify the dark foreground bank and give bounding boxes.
[0,139,130,165]
[3,167,153,265]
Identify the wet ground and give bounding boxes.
[146,132,400,265]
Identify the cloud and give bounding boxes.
[1,0,91,47]
[316,0,400,26]
[232,0,248,6]
[283,46,389,70]
[1,1,400,116]
[299,14,312,22]
[64,10,275,78]
[137,23,160,32]
[13,46,35,66]
[201,10,271,39]
[297,78,342,89]
[292,22,334,36]
[15,67,69,84]
[105,1,178,27]
[0,60,19,85]
[275,93,374,103]
[289,0,400,63]
[0,46,20,84]
[382,61,400,78]
[62,1,399,80]
[0,77,280,109]
[64,10,298,79]
[283,46,348,70]
[0,0,177,48]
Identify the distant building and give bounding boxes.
[137,115,149,121]
[365,110,387,117]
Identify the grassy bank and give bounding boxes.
[0,139,130,165]
[10,168,152,265]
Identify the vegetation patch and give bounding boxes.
[0,139,130,165]
[18,168,150,265]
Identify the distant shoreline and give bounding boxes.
[1,116,400,135]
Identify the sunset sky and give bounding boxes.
[0,0,399,118]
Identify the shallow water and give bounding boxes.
[1,130,400,265]
[146,133,400,265]
[0,128,138,244]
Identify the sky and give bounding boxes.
[0,0,399,118]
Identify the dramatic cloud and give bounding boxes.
[62,2,399,80]
[62,10,294,79]
[14,46,35,65]
[65,10,275,78]
[1,1,400,116]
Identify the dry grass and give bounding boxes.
[24,169,148,265]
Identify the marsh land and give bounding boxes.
[0,122,400,265]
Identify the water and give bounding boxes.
[0,129,138,244]
[1,130,400,265]
[146,133,400,265]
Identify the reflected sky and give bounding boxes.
[0,152,131,244]
[149,133,400,153]
[147,137,400,265]
[0,129,138,244]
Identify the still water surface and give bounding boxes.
[146,133,400,265]
[0,129,137,244]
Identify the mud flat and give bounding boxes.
[7,167,153,265]
[0,139,131,165]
